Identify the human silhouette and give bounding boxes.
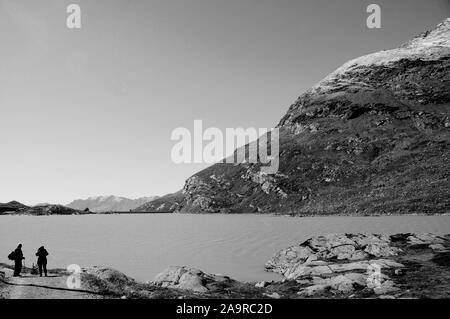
[13,244,25,277]
[35,246,49,277]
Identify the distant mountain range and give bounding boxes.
[0,196,160,215]
[0,201,85,216]
[66,196,159,212]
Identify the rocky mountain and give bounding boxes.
[134,191,183,213]
[0,201,85,216]
[140,19,450,215]
[67,195,159,212]
[21,204,86,216]
[0,201,29,214]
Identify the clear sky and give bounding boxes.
[1,0,449,205]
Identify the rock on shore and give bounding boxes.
[154,266,234,293]
[265,232,449,297]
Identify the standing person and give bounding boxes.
[13,244,25,277]
[35,246,49,277]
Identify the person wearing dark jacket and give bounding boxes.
[13,244,25,277]
[35,246,49,277]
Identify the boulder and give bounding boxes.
[154,266,231,293]
[267,233,405,280]
[364,243,401,257]
[82,266,140,296]
[85,266,134,285]
[265,245,315,273]
[155,266,207,293]
[329,244,356,260]
[263,292,281,299]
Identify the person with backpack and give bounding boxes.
[10,244,25,277]
[35,246,49,277]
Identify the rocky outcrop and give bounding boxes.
[265,233,402,276]
[145,18,450,215]
[154,266,234,293]
[265,233,449,297]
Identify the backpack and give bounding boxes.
[7,251,15,260]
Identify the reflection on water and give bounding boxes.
[0,214,449,282]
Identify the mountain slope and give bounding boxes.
[21,205,85,216]
[141,19,450,215]
[0,201,29,214]
[67,196,159,212]
[134,191,183,212]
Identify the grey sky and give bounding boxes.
[1,0,449,205]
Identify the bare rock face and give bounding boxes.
[154,266,233,293]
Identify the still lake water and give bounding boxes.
[1,214,449,282]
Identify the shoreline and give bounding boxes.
[1,232,449,299]
[1,212,449,217]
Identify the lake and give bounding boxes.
[0,214,449,282]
